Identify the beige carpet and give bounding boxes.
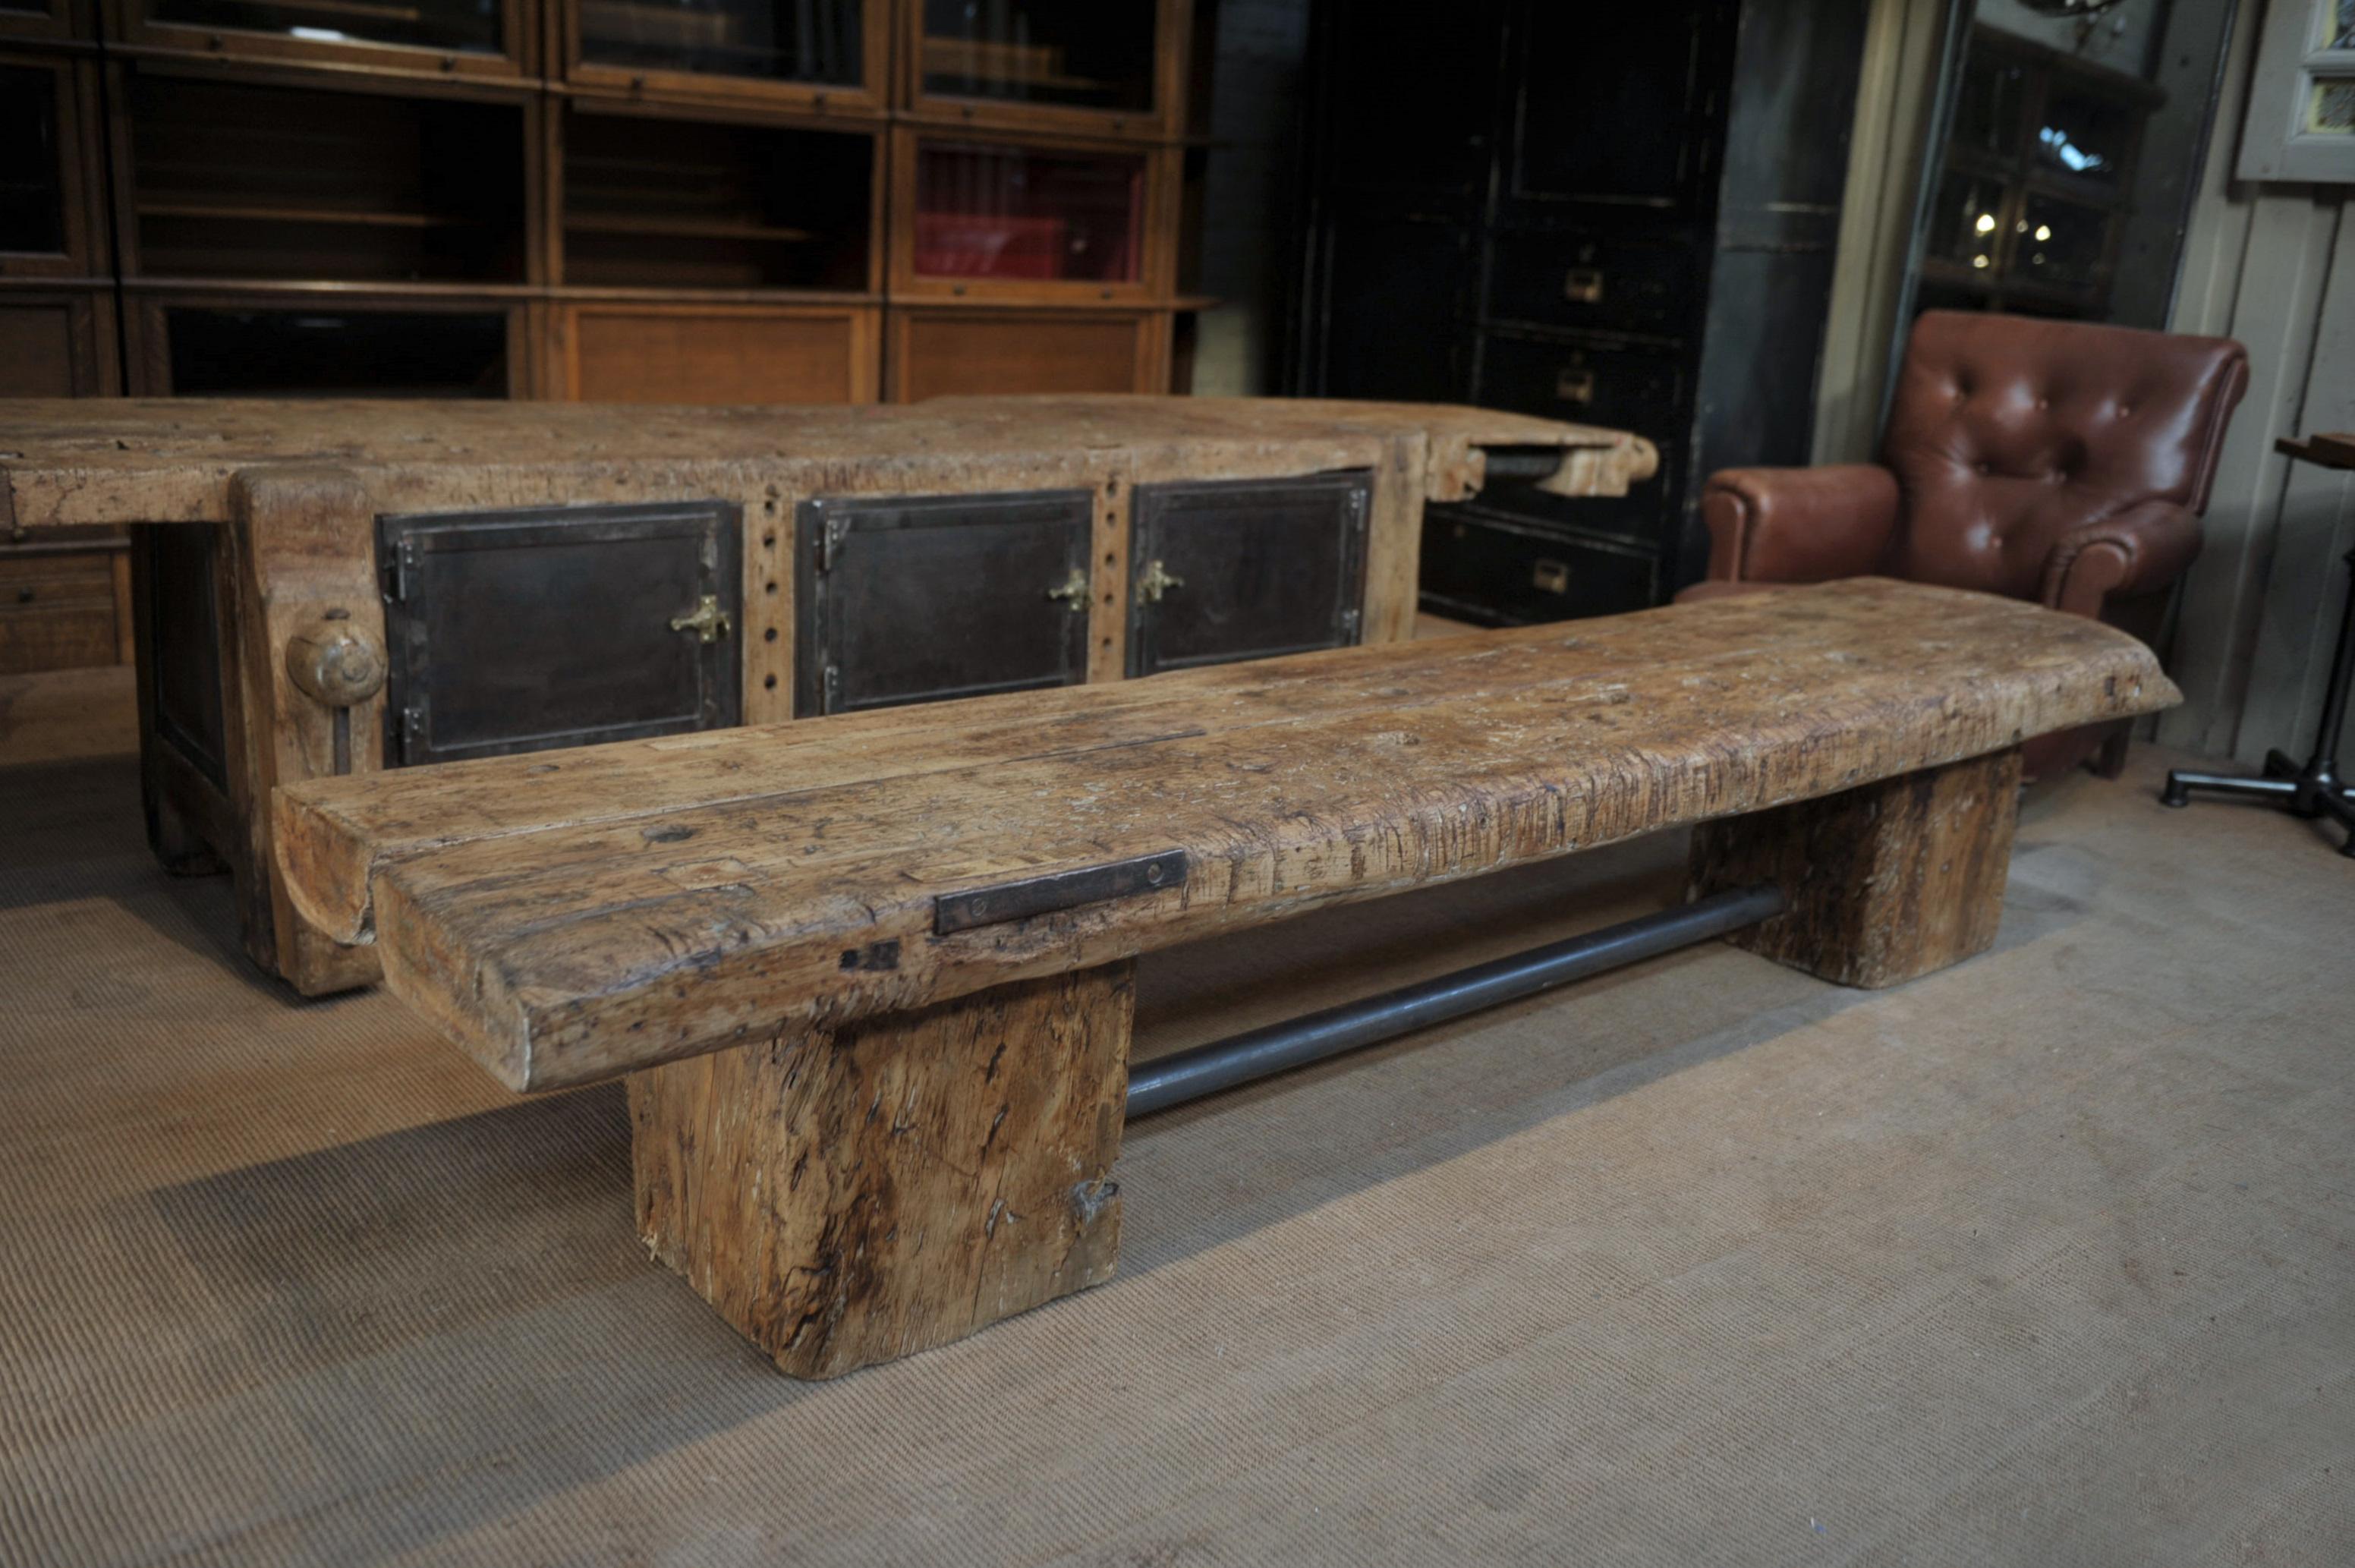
[1,668,2350,1566]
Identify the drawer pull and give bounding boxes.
[668,594,733,644]
[1532,559,1572,594]
[1138,558,1185,603]
[1563,267,1607,304]
[1554,369,1595,406]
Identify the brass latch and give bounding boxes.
[669,594,733,644]
[1137,559,1185,603]
[1045,566,1090,612]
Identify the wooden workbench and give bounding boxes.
[0,396,1656,993]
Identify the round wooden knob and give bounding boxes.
[285,622,386,708]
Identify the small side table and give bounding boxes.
[2162,434,2355,855]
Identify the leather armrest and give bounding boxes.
[1700,464,1901,584]
[2038,498,2204,619]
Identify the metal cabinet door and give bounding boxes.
[795,490,1094,716]
[377,500,741,766]
[1128,472,1370,677]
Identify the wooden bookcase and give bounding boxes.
[0,0,1202,672]
[15,0,1200,417]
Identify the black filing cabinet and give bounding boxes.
[795,490,1094,716]
[1294,0,1869,624]
[1128,472,1370,675]
[377,500,742,764]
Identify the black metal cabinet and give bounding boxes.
[795,490,1093,716]
[377,500,741,765]
[1128,472,1370,676]
[1418,505,1658,628]
[1292,0,1870,624]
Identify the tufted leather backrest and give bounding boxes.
[1879,311,2250,599]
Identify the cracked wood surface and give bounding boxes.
[275,579,2178,1094]
[0,395,1658,530]
[628,962,1131,1379]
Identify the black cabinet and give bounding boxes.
[1293,0,1870,624]
[795,490,1093,716]
[378,501,742,765]
[1418,505,1658,629]
[1128,473,1369,676]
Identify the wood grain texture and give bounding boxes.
[629,961,1130,1378]
[1689,747,2023,987]
[221,470,389,992]
[46,395,1646,990]
[275,579,2180,1091]
[0,396,1656,531]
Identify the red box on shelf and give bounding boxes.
[913,212,1070,279]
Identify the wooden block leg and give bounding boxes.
[1689,746,2023,988]
[628,962,1134,1379]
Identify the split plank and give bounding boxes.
[277,579,2177,1092]
[0,395,1655,531]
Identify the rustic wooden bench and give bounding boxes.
[274,578,2175,1378]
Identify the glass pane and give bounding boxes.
[2309,77,2355,134]
[2014,195,2109,288]
[150,0,502,55]
[1951,52,2026,159]
[563,112,871,288]
[1925,170,2004,273]
[166,308,509,397]
[2321,0,2355,49]
[0,67,65,257]
[578,0,863,85]
[2035,89,2130,186]
[921,0,1155,114]
[914,141,1143,283]
[131,78,527,284]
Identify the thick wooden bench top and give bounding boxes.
[275,579,2176,1093]
[0,395,1653,531]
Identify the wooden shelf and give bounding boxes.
[565,214,814,242]
[139,200,480,229]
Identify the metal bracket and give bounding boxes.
[933,849,1189,936]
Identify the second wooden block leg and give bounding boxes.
[628,962,1134,1379]
[1689,746,2023,988]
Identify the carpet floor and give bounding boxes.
[0,666,2349,1566]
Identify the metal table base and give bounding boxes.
[2163,546,2355,856]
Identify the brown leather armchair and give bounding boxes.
[1680,310,2249,779]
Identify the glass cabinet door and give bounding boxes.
[0,64,66,263]
[575,0,867,95]
[141,0,508,61]
[916,0,1160,129]
[907,138,1146,290]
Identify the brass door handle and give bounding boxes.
[669,594,732,644]
[1138,559,1184,603]
[1045,566,1090,612]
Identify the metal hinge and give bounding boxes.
[1340,606,1362,642]
[821,663,842,714]
[382,536,420,603]
[1349,490,1368,531]
[398,703,427,764]
[813,511,850,573]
